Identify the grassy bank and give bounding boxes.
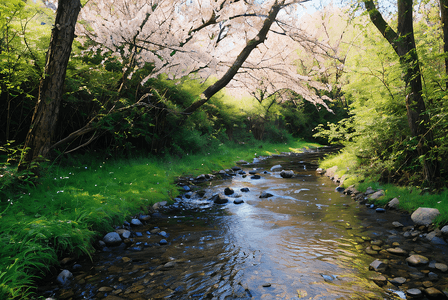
[319,150,448,226]
[0,139,319,299]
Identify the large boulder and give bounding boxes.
[411,207,440,226]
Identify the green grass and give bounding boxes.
[318,150,448,226]
[0,138,319,299]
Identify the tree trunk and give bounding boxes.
[364,0,439,183]
[440,0,448,89]
[182,0,284,115]
[18,0,81,171]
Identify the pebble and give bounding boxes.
[130,218,143,226]
[371,240,384,246]
[139,215,151,221]
[392,221,404,228]
[366,247,378,255]
[424,287,445,298]
[370,275,387,287]
[389,277,406,285]
[262,283,271,287]
[435,263,448,272]
[159,239,168,245]
[386,247,407,255]
[406,255,429,266]
[259,191,273,198]
[56,270,73,285]
[406,288,422,298]
[369,259,387,272]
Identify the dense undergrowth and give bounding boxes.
[0,139,318,299]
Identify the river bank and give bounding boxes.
[40,149,448,299]
[0,140,321,299]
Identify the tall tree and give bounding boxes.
[440,0,448,88]
[363,0,439,183]
[18,0,81,170]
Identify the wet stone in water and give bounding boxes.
[389,277,406,286]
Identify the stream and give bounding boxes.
[41,149,448,299]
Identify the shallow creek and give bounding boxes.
[42,151,448,299]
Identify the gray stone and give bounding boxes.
[224,187,234,195]
[335,186,345,192]
[406,288,422,298]
[389,277,407,285]
[234,199,244,205]
[139,214,151,222]
[103,232,122,246]
[236,160,248,165]
[392,221,404,228]
[159,239,168,245]
[426,231,437,241]
[387,247,407,255]
[406,254,429,266]
[270,164,282,171]
[411,207,440,226]
[316,168,325,175]
[369,259,387,272]
[370,275,387,287]
[240,187,250,192]
[130,218,143,226]
[153,201,168,210]
[441,225,448,235]
[56,270,73,285]
[376,208,386,213]
[259,191,274,198]
[211,193,229,204]
[388,197,400,209]
[324,166,338,178]
[435,263,448,272]
[280,170,294,178]
[365,187,375,195]
[320,274,337,282]
[116,229,131,239]
[369,190,384,200]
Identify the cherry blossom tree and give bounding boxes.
[77,0,336,112]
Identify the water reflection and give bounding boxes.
[208,154,389,299]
